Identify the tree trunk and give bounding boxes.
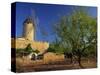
[78,55,83,68]
[70,56,73,63]
[78,56,81,66]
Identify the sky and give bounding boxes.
[15,2,97,43]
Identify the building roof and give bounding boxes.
[23,17,35,27]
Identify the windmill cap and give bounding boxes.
[23,17,34,24]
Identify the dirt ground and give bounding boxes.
[15,57,97,73]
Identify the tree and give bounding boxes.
[25,44,33,54]
[48,38,65,54]
[25,44,40,54]
[53,7,97,67]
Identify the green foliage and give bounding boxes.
[25,44,33,53]
[48,40,65,54]
[16,48,25,53]
[53,7,97,58]
[33,49,40,54]
[47,46,56,53]
[16,44,40,55]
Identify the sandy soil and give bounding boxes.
[15,57,97,73]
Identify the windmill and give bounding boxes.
[30,8,48,42]
[30,8,39,41]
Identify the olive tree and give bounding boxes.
[53,7,97,67]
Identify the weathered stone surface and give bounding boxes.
[11,38,49,54]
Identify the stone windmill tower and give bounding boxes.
[23,18,35,41]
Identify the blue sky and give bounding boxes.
[15,2,97,43]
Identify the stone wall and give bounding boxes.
[44,52,64,63]
[11,38,49,54]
